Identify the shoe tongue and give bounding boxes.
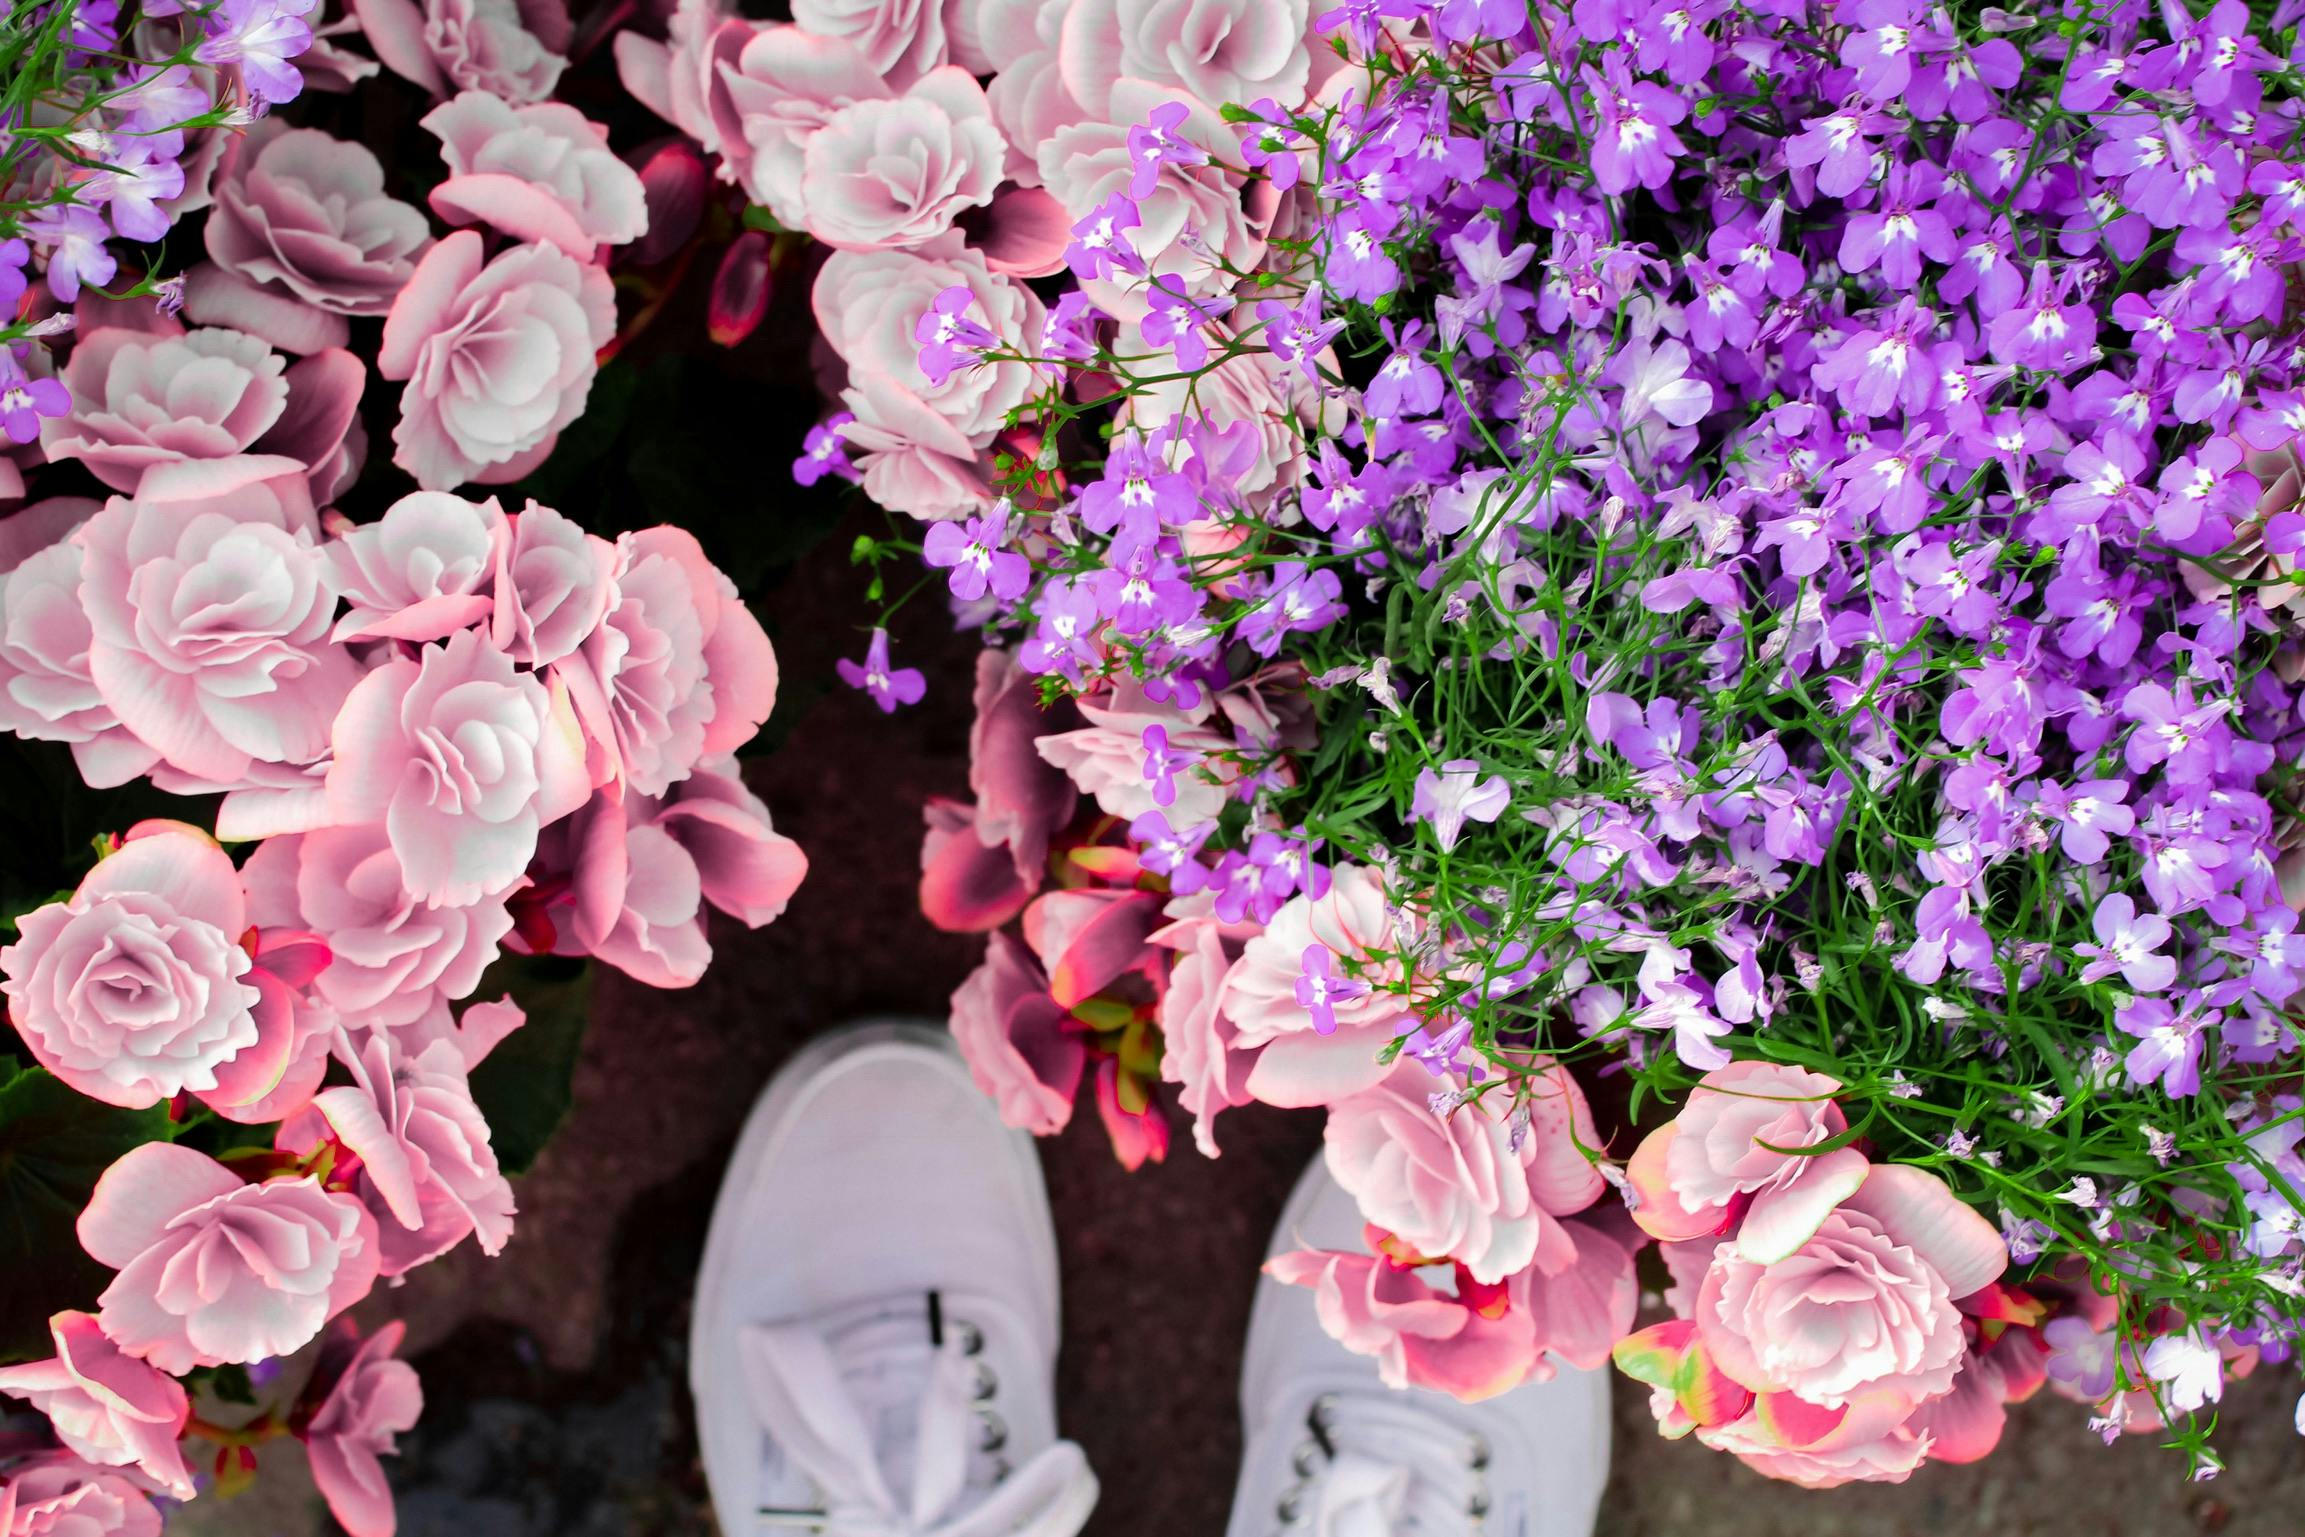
[1306,1453,1411,1537]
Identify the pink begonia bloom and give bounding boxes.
[1265,1243,1540,1401]
[491,500,618,667]
[540,756,806,986]
[0,1456,164,1537]
[1034,681,1233,823]
[1021,887,1163,1008]
[920,647,1077,931]
[1510,1211,1643,1374]
[1220,864,1413,1108]
[189,121,434,355]
[378,231,615,491]
[1150,891,1259,1157]
[0,1313,193,1500]
[1624,1060,1872,1264]
[76,456,361,788]
[41,328,285,492]
[387,991,529,1067]
[0,503,161,789]
[797,68,1006,252]
[1325,1060,1605,1285]
[791,0,949,89]
[326,628,592,908]
[303,1322,422,1537]
[242,823,513,1028]
[1037,80,1277,312]
[949,929,1084,1135]
[613,0,749,156]
[328,490,506,644]
[281,1030,515,1275]
[981,0,1083,189]
[812,244,1045,520]
[1056,0,1312,120]
[0,823,283,1112]
[422,91,649,258]
[354,0,568,103]
[715,26,889,226]
[78,1144,380,1374]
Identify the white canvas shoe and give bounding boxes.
[1226,1157,1612,1537]
[691,1022,1098,1537]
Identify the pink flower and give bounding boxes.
[1264,1243,1539,1401]
[41,328,287,492]
[1326,1060,1605,1285]
[791,0,948,89]
[714,26,888,225]
[189,121,434,355]
[1219,864,1413,1108]
[0,504,159,789]
[1624,1060,1871,1263]
[0,1456,163,1537]
[355,0,568,102]
[378,231,615,490]
[242,822,513,1027]
[1021,887,1163,1008]
[1034,681,1233,823]
[0,1313,193,1500]
[812,246,1044,520]
[949,930,1084,1134]
[282,1030,515,1274]
[1150,892,1259,1156]
[612,0,750,155]
[0,823,302,1114]
[539,756,806,986]
[920,799,1033,932]
[1120,321,1327,502]
[329,490,506,643]
[920,648,1078,932]
[1055,0,1313,120]
[797,69,1006,251]
[982,0,1083,189]
[302,1322,422,1537]
[325,628,592,907]
[76,456,361,788]
[422,90,648,258]
[77,1144,380,1374]
[490,499,616,667]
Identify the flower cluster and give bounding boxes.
[0,0,809,1527]
[808,0,2305,1486]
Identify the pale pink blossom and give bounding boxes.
[76,456,361,788]
[1624,1060,1872,1263]
[981,0,1081,188]
[0,505,158,789]
[0,1456,164,1537]
[557,534,710,796]
[1033,681,1233,823]
[1264,1246,1539,1401]
[949,930,1082,1134]
[1219,864,1413,1108]
[281,1030,516,1274]
[325,628,592,908]
[43,328,286,493]
[490,500,617,667]
[378,231,616,491]
[1056,0,1313,119]
[921,648,1077,930]
[0,1313,193,1500]
[328,489,506,643]
[797,69,1005,251]
[190,121,434,354]
[242,822,514,1028]
[791,0,948,89]
[613,0,750,156]
[1326,1060,1604,1285]
[77,1144,380,1374]
[423,91,649,257]
[355,0,568,102]
[303,1322,422,1537]
[1150,891,1258,1157]
[715,26,890,226]
[1022,887,1163,1007]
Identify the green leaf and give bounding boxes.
[465,956,593,1177]
[0,1061,172,1362]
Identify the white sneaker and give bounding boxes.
[691,1022,1098,1537]
[1226,1158,1612,1537]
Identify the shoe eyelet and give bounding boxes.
[1291,1439,1324,1477]
[1306,1394,1337,1431]
[954,1320,986,1357]
[1466,1434,1491,1471]
[977,1409,1008,1453]
[970,1361,999,1402]
[989,1456,1013,1486]
[1276,1485,1306,1524]
[1468,1488,1492,1520]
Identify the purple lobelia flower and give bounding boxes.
[836,628,926,714]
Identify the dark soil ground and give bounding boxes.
[176,511,2305,1537]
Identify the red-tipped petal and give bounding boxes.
[708,231,773,349]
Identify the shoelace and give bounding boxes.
[1270,1391,1498,1537]
[740,1299,1095,1537]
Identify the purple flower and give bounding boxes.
[194,0,318,105]
[1785,100,1890,197]
[1066,192,1146,283]
[1411,760,1510,852]
[1584,57,1688,194]
[794,413,860,488]
[1129,809,1212,892]
[20,205,115,302]
[914,286,1002,389]
[1234,562,1345,656]
[1140,724,1199,809]
[1813,299,1938,418]
[1126,100,1209,198]
[1257,284,1343,384]
[1236,98,1304,192]
[836,628,926,713]
[922,503,1030,603]
[2031,778,2135,864]
[2117,996,2209,1096]
[2074,893,2176,992]
[1294,943,1369,1036]
[0,346,70,445]
[1020,578,1103,683]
